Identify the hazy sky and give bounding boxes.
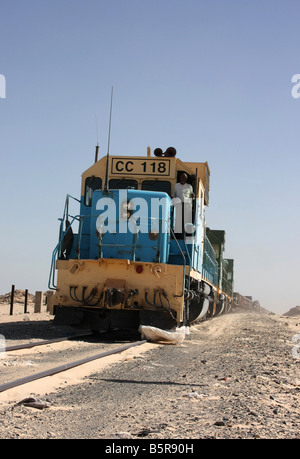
[0,0,299,314]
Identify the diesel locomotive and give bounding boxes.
[48,146,234,331]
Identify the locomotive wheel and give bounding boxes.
[186,296,210,325]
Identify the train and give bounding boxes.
[232,292,262,312]
[48,145,235,332]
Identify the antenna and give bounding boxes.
[104,86,113,192]
[94,143,99,163]
[94,114,99,163]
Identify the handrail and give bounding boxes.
[48,214,82,290]
[49,211,102,289]
[170,227,186,298]
[183,230,192,291]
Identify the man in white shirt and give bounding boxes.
[172,173,195,237]
[172,173,194,201]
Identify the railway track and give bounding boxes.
[0,332,93,352]
[0,331,147,394]
[0,340,147,393]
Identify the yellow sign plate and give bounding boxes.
[111,158,171,176]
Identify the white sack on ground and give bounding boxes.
[139,325,188,344]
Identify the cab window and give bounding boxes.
[85,176,102,206]
[109,179,138,189]
[142,180,171,195]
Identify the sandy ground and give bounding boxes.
[0,301,47,320]
[0,306,299,439]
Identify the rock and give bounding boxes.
[115,431,132,439]
[185,392,208,399]
[0,290,35,304]
[283,306,300,317]
[16,397,50,410]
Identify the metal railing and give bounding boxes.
[202,235,218,285]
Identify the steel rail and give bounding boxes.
[0,340,147,393]
[0,332,93,353]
